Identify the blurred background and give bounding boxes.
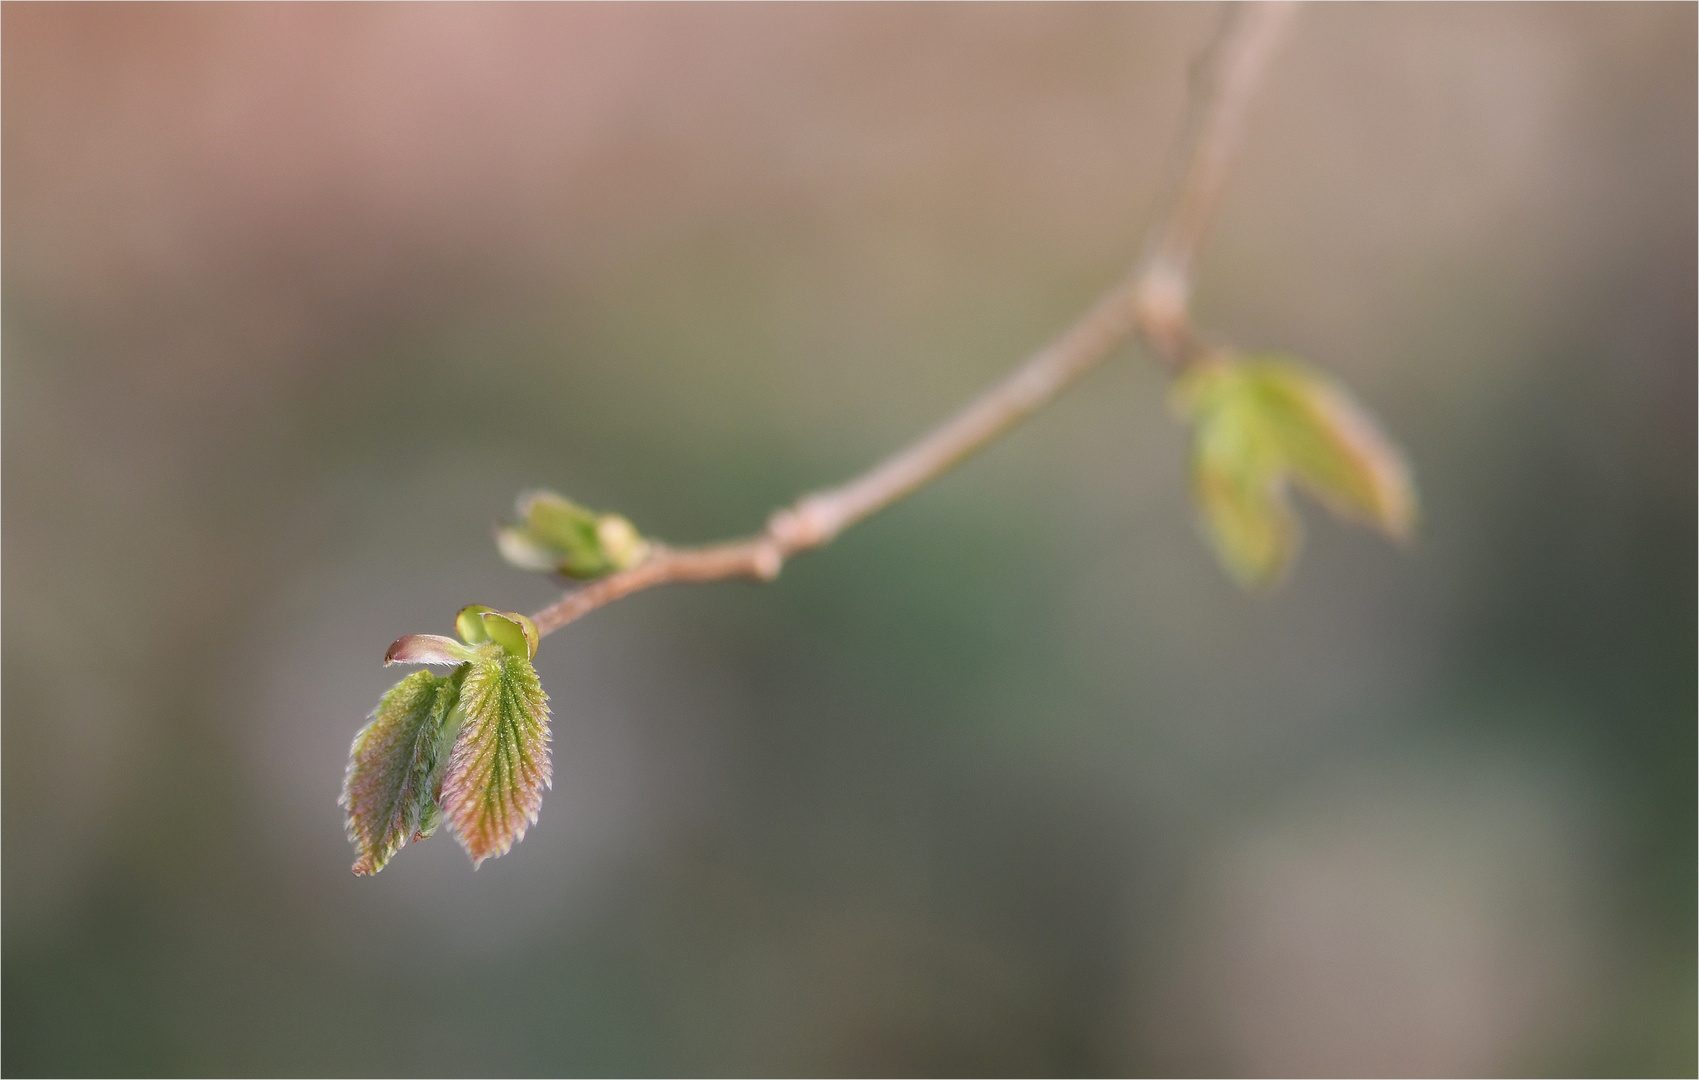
[4,4,1693,1076]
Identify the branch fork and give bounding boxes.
[530,2,1301,639]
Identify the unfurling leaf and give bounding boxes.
[1191,409,1298,587]
[481,611,538,660]
[440,649,551,868]
[454,604,537,658]
[1237,361,1417,540]
[497,490,649,579]
[1173,354,1418,587]
[341,667,465,875]
[456,604,497,644]
[384,633,479,667]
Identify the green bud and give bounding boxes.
[594,513,649,571]
[480,610,539,660]
[497,489,651,579]
[456,604,496,645]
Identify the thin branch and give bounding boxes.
[1133,0,1299,367]
[532,1,1297,640]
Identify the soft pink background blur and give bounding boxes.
[6,4,1694,1075]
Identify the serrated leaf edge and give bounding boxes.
[341,669,462,875]
[440,652,552,869]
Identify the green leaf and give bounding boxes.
[451,605,539,659]
[340,667,465,876]
[1239,360,1418,541]
[440,650,551,868]
[497,490,649,579]
[1173,354,1418,588]
[456,604,496,645]
[1190,393,1298,587]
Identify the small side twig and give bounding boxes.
[532,1,1298,640]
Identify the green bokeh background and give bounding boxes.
[5,4,1693,1075]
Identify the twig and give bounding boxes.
[1133,0,1299,367]
[532,1,1298,639]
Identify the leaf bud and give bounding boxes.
[497,489,650,578]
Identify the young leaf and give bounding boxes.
[1192,465,1298,588]
[384,633,478,667]
[1172,354,1417,588]
[1188,383,1299,586]
[1239,359,1418,541]
[340,668,464,875]
[456,604,496,645]
[480,610,538,659]
[440,650,551,868]
[449,605,538,659]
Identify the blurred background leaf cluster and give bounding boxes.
[4,5,1693,1075]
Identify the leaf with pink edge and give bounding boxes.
[340,666,465,875]
[440,650,551,868]
[384,634,478,667]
